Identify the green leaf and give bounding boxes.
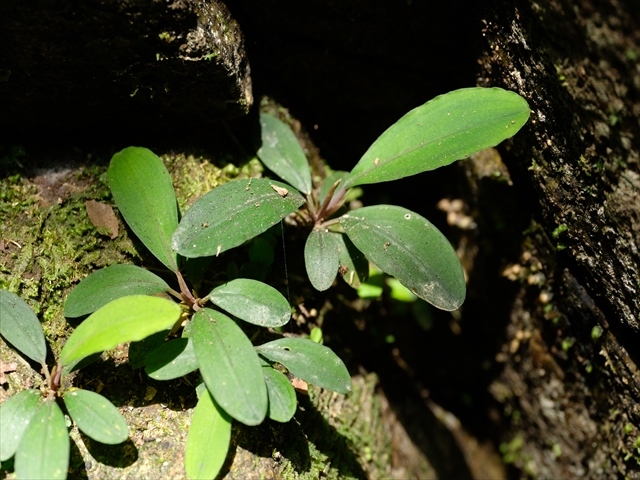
[172,178,305,258]
[192,309,268,426]
[343,88,530,189]
[14,400,69,480]
[334,233,368,288]
[304,229,340,291]
[207,278,291,327]
[0,389,41,461]
[0,290,46,363]
[145,338,199,380]
[262,366,297,423]
[341,205,465,311]
[256,338,351,394]
[64,264,171,318]
[185,389,232,480]
[108,147,179,271]
[257,113,313,194]
[63,388,129,444]
[60,295,182,366]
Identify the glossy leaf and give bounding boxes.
[0,389,41,461]
[145,337,199,380]
[0,290,46,363]
[108,147,179,271]
[64,264,171,318]
[172,178,305,258]
[14,400,69,480]
[60,295,182,366]
[341,205,465,311]
[185,389,232,480]
[256,338,351,394]
[64,388,129,444]
[304,229,340,291]
[343,88,530,189]
[334,233,368,288]
[192,309,268,426]
[207,278,291,327]
[262,366,297,423]
[258,113,313,194]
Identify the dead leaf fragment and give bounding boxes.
[86,200,119,239]
[271,184,289,197]
[0,360,18,385]
[292,377,308,395]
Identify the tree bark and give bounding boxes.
[0,0,252,144]
[464,0,640,476]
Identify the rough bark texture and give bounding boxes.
[463,0,640,477]
[0,0,252,144]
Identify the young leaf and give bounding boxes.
[64,264,171,318]
[145,337,199,380]
[256,338,351,394]
[172,178,305,258]
[0,290,46,364]
[108,147,179,271]
[192,309,268,426]
[14,399,69,480]
[319,171,349,204]
[63,388,129,444]
[59,295,182,366]
[258,113,313,195]
[185,389,232,480]
[334,233,368,288]
[262,366,297,423]
[340,205,465,311]
[343,87,530,190]
[304,229,340,291]
[0,389,41,462]
[207,278,291,327]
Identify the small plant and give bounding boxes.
[60,147,351,479]
[254,87,530,310]
[0,290,137,479]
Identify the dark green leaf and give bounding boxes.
[207,278,291,327]
[343,88,530,189]
[172,178,305,258]
[256,338,351,394]
[258,113,312,194]
[0,290,46,363]
[108,147,179,271]
[262,366,297,423]
[128,330,170,370]
[64,264,171,318]
[185,389,232,480]
[60,295,182,366]
[145,338,199,380]
[64,388,128,444]
[304,229,340,291]
[334,233,368,288]
[341,205,465,311]
[14,400,69,480]
[192,309,267,426]
[0,389,41,461]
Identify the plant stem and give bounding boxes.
[316,185,345,225]
[175,270,197,308]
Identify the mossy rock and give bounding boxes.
[0,145,433,479]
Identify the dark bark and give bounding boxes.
[463,0,640,477]
[0,0,252,145]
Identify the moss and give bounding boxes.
[1,145,401,479]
